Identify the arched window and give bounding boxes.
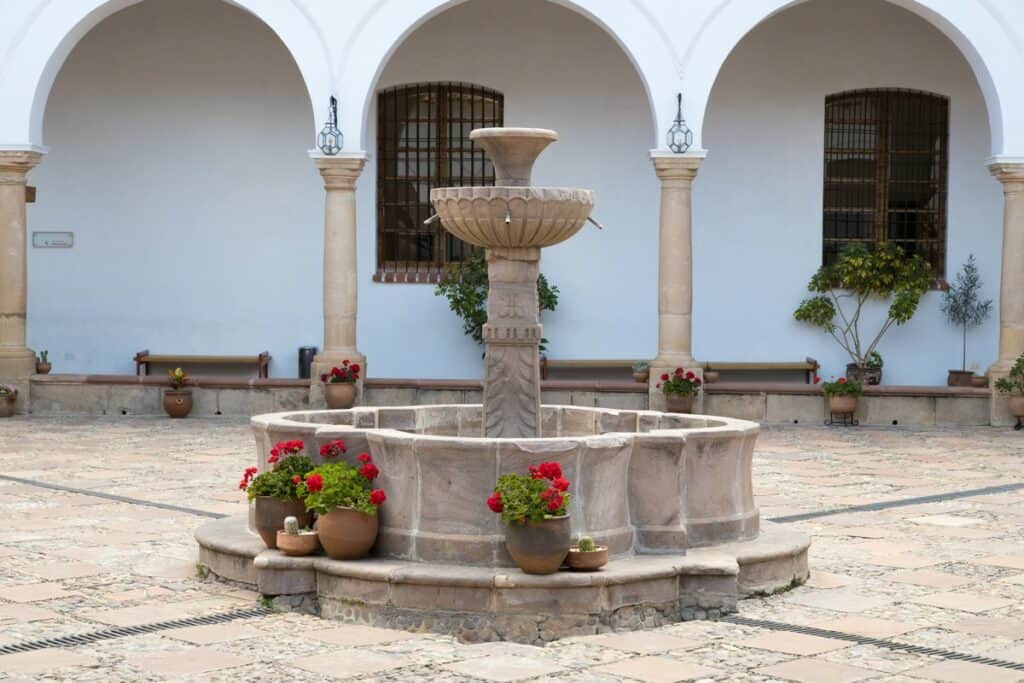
[822,89,948,275]
[376,82,503,282]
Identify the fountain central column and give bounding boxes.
[483,247,543,438]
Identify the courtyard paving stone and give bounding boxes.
[1,417,1024,681]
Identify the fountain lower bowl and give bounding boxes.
[430,186,594,249]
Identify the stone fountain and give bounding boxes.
[195,128,810,643]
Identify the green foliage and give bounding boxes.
[659,368,702,396]
[301,461,378,516]
[632,361,649,373]
[821,377,863,397]
[37,350,48,363]
[167,367,188,389]
[435,251,560,352]
[0,384,16,399]
[995,354,1024,395]
[942,255,993,371]
[493,472,570,524]
[246,455,313,502]
[865,351,883,370]
[577,536,596,552]
[794,243,932,366]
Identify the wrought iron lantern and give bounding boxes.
[666,93,693,154]
[318,96,343,155]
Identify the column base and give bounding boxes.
[0,348,36,414]
[309,352,366,409]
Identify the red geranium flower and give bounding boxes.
[546,493,564,512]
[537,462,562,480]
[675,368,684,378]
[304,473,323,493]
[350,364,361,374]
[319,439,346,458]
[342,359,349,366]
[486,492,503,513]
[358,453,372,463]
[813,375,822,384]
[685,371,695,380]
[320,373,328,382]
[528,465,543,480]
[552,477,570,492]
[838,377,847,384]
[369,489,386,506]
[359,463,379,481]
[661,373,670,381]
[292,475,301,484]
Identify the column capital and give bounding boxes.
[0,150,44,185]
[987,157,1024,191]
[311,152,367,190]
[650,151,705,183]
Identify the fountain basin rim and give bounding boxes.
[430,186,595,199]
[469,127,558,141]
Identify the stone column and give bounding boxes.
[649,152,705,410]
[0,150,43,413]
[483,247,543,438]
[988,159,1024,426]
[310,154,366,407]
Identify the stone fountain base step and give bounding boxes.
[195,516,809,644]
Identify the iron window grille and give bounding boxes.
[376,82,503,281]
[822,88,949,276]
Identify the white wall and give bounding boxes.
[26,0,323,377]
[696,0,1002,384]
[360,0,659,378]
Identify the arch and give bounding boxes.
[336,0,676,152]
[682,0,1024,156]
[0,0,329,146]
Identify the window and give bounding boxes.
[376,82,504,282]
[822,89,948,275]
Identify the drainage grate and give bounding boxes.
[769,481,1024,524]
[721,615,1024,672]
[0,474,228,519]
[0,607,271,656]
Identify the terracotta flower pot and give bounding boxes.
[971,375,988,388]
[828,394,858,415]
[1009,396,1024,419]
[566,545,608,571]
[0,397,15,418]
[703,370,720,384]
[35,362,51,375]
[504,515,571,575]
[253,497,311,549]
[664,393,694,414]
[632,371,649,384]
[325,382,357,409]
[163,389,193,418]
[947,370,974,387]
[276,530,320,557]
[316,507,378,560]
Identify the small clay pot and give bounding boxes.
[566,545,608,571]
[632,371,649,384]
[325,382,357,409]
[1009,396,1024,419]
[316,507,378,560]
[947,370,974,387]
[163,389,193,418]
[828,394,858,415]
[253,497,312,549]
[665,393,694,414]
[703,370,720,384]
[504,515,571,575]
[0,396,15,418]
[276,530,320,557]
[35,362,51,375]
[970,375,988,388]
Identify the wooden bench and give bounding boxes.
[134,349,271,378]
[540,359,634,381]
[704,358,819,384]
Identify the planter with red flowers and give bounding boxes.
[240,440,314,549]
[822,376,862,417]
[300,452,386,560]
[321,360,361,410]
[488,462,571,575]
[657,368,702,414]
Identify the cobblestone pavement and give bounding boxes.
[1,417,1024,681]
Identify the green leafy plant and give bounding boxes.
[794,243,932,367]
[36,350,48,364]
[300,455,386,516]
[240,454,314,502]
[0,384,17,399]
[941,255,993,372]
[632,361,649,373]
[487,462,570,524]
[435,251,559,353]
[167,367,188,389]
[576,536,596,552]
[865,351,883,370]
[657,368,702,396]
[995,354,1024,396]
[821,377,863,398]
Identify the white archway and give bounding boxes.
[335,0,678,152]
[681,0,1023,156]
[0,0,329,146]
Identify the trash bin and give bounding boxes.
[298,346,317,379]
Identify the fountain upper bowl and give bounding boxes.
[430,185,594,249]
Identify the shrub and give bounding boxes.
[995,354,1024,396]
[488,461,571,524]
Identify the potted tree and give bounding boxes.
[35,350,51,375]
[301,452,385,560]
[632,361,649,384]
[240,440,314,549]
[995,353,1024,429]
[942,255,993,387]
[0,384,17,418]
[657,368,702,413]
[163,367,192,418]
[488,461,571,575]
[794,243,931,384]
[822,376,863,417]
[320,360,360,409]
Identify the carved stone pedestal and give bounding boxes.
[483,248,542,438]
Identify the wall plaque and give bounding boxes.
[32,231,73,248]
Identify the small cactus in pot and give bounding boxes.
[276,515,320,557]
[566,535,608,571]
[632,361,650,383]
